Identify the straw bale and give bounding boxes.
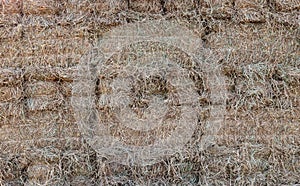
[22,0,64,15]
[0,68,22,86]
[24,68,59,82]
[129,0,162,14]
[0,102,23,125]
[1,54,83,68]
[70,176,93,185]
[23,148,61,166]
[21,14,57,28]
[271,0,300,12]
[25,81,59,96]
[0,41,23,60]
[2,17,92,67]
[235,0,267,9]
[236,9,266,23]
[273,11,300,28]
[15,122,74,141]
[223,62,300,110]
[0,154,29,183]
[0,125,23,142]
[220,109,300,136]
[0,41,31,61]
[27,163,55,184]
[0,0,22,14]
[60,151,96,180]
[0,24,22,41]
[1,35,89,68]
[24,110,79,137]
[25,95,64,112]
[1,109,79,148]
[234,0,267,23]
[20,14,121,39]
[22,24,74,40]
[25,110,75,125]
[14,37,86,58]
[24,67,78,82]
[200,0,234,19]
[31,137,82,150]
[0,87,22,102]
[66,0,128,14]
[164,0,197,13]
[0,14,20,26]
[21,15,96,38]
[56,67,78,82]
[206,23,299,65]
[0,137,82,156]
[0,14,22,41]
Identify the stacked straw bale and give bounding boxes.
[0,0,299,185]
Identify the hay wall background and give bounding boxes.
[0,0,299,185]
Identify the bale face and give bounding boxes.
[0,0,22,14]
[234,0,267,23]
[271,0,300,11]
[22,0,63,15]
[129,0,162,14]
[200,0,234,19]
[165,0,198,13]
